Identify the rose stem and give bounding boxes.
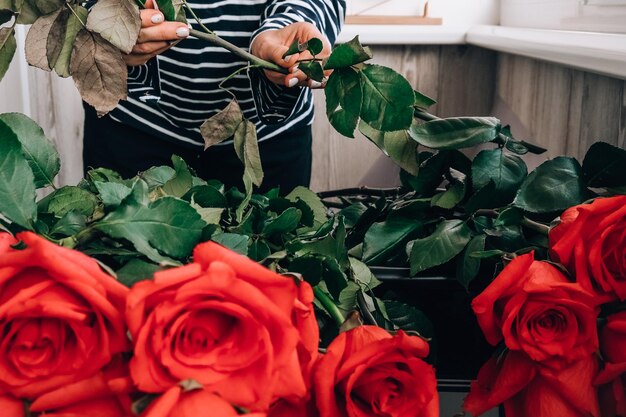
[313,286,346,327]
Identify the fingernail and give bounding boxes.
[310,80,322,88]
[284,54,293,62]
[151,13,163,23]
[288,78,298,88]
[176,27,189,38]
[290,64,299,73]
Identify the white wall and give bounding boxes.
[501,0,626,33]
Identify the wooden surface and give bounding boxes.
[344,16,442,25]
[492,53,626,162]
[310,45,497,192]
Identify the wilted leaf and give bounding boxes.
[324,36,372,70]
[514,157,587,213]
[0,119,37,229]
[0,113,59,188]
[359,64,414,132]
[200,100,243,149]
[71,29,127,115]
[86,0,140,54]
[409,219,472,275]
[33,0,63,15]
[325,67,362,138]
[233,119,263,189]
[409,117,501,150]
[0,27,16,81]
[24,8,61,70]
[48,5,87,77]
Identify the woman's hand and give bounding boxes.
[250,22,332,89]
[124,0,190,66]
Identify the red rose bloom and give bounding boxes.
[126,241,307,411]
[314,325,438,417]
[472,252,599,368]
[0,232,128,399]
[141,386,266,417]
[550,195,626,301]
[465,350,600,417]
[596,311,626,417]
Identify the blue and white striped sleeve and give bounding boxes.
[248,0,346,125]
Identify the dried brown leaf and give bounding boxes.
[33,0,63,15]
[24,8,61,70]
[200,100,244,150]
[86,0,140,54]
[70,29,127,116]
[48,5,86,77]
[234,120,263,187]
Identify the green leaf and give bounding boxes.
[431,181,466,209]
[200,100,243,149]
[161,155,193,197]
[0,28,16,81]
[582,141,626,188]
[414,90,436,109]
[359,64,414,132]
[456,234,486,289]
[85,0,140,54]
[50,211,86,237]
[248,239,271,262]
[324,36,372,70]
[95,181,206,262]
[325,67,362,138]
[116,259,162,287]
[94,181,132,208]
[286,186,327,227]
[409,117,501,150]
[282,39,301,58]
[363,213,422,265]
[45,186,98,218]
[190,199,223,225]
[0,113,59,188]
[288,216,348,269]
[0,120,37,229]
[349,257,381,290]
[305,37,323,55]
[383,130,419,176]
[494,207,524,227]
[212,233,249,255]
[49,6,88,77]
[184,185,227,208]
[233,120,263,218]
[337,280,360,312]
[299,61,324,82]
[409,219,472,275]
[383,300,433,340]
[514,157,587,213]
[139,166,175,188]
[469,249,506,259]
[288,255,323,286]
[262,207,302,236]
[472,148,527,204]
[401,151,447,195]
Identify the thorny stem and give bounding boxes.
[182,1,214,35]
[313,286,345,327]
[414,109,547,155]
[189,29,288,74]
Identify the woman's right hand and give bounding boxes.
[125,0,190,66]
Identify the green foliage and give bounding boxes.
[409,117,502,150]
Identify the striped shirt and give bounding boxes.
[109,0,346,148]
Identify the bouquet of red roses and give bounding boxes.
[464,195,626,417]
[0,231,439,417]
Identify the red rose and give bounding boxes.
[472,252,599,368]
[0,232,128,399]
[464,350,600,417]
[550,195,626,301]
[141,386,266,417]
[126,241,307,411]
[314,325,438,417]
[596,311,626,417]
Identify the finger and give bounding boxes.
[137,22,189,43]
[124,44,171,66]
[131,40,169,55]
[284,69,308,88]
[140,9,164,27]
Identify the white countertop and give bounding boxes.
[338,24,626,80]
